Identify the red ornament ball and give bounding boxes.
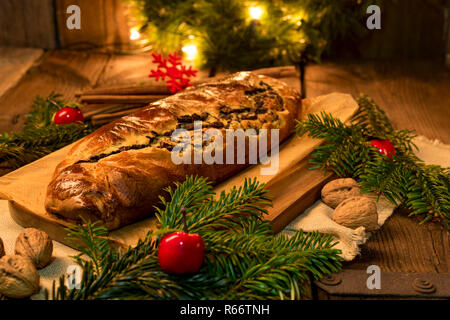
[370,139,396,159]
[53,107,84,125]
[158,231,205,274]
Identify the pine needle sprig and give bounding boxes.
[154,175,215,230]
[351,94,394,136]
[296,95,449,228]
[52,176,343,300]
[296,111,355,142]
[187,178,272,234]
[359,153,449,226]
[26,93,66,128]
[155,176,272,235]
[0,92,98,170]
[126,0,380,72]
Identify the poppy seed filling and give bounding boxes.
[76,81,285,164]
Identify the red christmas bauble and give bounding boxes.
[158,231,205,274]
[53,107,84,125]
[370,139,396,159]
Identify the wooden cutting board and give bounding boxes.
[0,93,358,248]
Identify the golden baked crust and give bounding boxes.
[45,72,302,230]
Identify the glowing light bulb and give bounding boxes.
[182,44,198,61]
[130,28,141,41]
[249,6,263,20]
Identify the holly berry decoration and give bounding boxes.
[53,106,84,125]
[158,208,205,274]
[149,51,197,94]
[370,139,396,159]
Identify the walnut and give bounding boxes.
[15,228,53,269]
[332,196,378,231]
[0,255,40,299]
[0,237,4,258]
[321,178,361,208]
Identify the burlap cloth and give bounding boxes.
[0,135,448,299]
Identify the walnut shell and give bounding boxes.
[0,255,40,299]
[321,178,361,208]
[0,237,4,258]
[332,196,378,231]
[15,228,53,269]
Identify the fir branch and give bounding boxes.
[359,153,450,226]
[52,176,343,300]
[296,95,450,228]
[296,111,354,142]
[353,95,417,152]
[352,94,395,136]
[65,218,113,275]
[125,0,380,71]
[295,112,370,177]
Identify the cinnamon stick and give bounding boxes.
[80,95,167,104]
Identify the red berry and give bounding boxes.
[158,231,205,274]
[370,139,395,159]
[53,107,84,125]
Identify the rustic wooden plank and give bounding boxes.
[0,50,110,133]
[0,47,44,97]
[56,0,130,49]
[305,60,450,144]
[0,0,56,48]
[306,60,450,278]
[344,211,449,274]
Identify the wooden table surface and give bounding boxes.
[0,48,448,297]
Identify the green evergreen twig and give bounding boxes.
[296,95,449,228]
[0,92,98,170]
[52,176,342,300]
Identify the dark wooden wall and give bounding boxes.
[0,0,448,59]
[55,0,130,49]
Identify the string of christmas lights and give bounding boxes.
[125,0,379,74]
